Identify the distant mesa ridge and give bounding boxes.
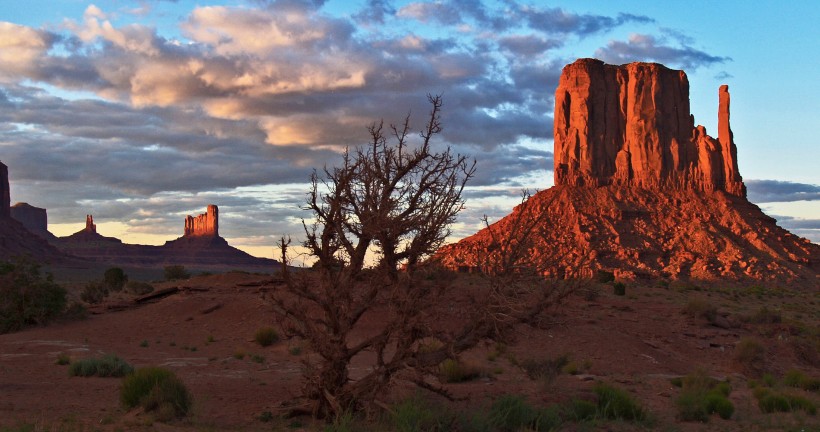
[0,161,9,218]
[553,58,745,197]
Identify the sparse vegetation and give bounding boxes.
[55,353,71,365]
[486,394,562,432]
[164,265,190,281]
[390,394,451,432]
[68,354,133,377]
[125,280,154,295]
[682,298,718,323]
[674,370,734,421]
[439,358,483,383]
[80,280,108,304]
[783,369,820,392]
[593,382,646,421]
[120,367,192,421]
[613,282,626,296]
[753,387,817,415]
[520,354,569,385]
[734,337,766,377]
[254,327,279,347]
[103,267,128,291]
[0,257,67,333]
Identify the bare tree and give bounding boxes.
[271,96,578,420]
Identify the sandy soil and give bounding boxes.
[1,272,818,431]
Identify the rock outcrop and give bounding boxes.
[0,161,9,218]
[10,203,56,240]
[436,59,817,286]
[184,205,218,237]
[84,215,96,233]
[553,59,745,197]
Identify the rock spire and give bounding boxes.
[184,205,219,237]
[85,215,96,233]
[553,58,745,197]
[0,161,9,218]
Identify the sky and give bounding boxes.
[1,0,818,259]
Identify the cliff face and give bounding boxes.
[0,161,9,218]
[184,205,219,237]
[553,59,745,197]
[10,203,56,240]
[435,59,817,286]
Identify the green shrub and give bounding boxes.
[103,267,127,291]
[756,390,816,415]
[121,367,192,420]
[0,258,67,334]
[80,280,108,304]
[125,280,154,295]
[613,282,626,296]
[520,354,569,383]
[594,382,645,421]
[682,299,718,323]
[69,354,133,377]
[391,395,450,432]
[566,398,597,421]
[439,358,482,383]
[783,369,820,392]
[254,327,279,347]
[164,265,190,281]
[704,393,734,419]
[487,395,539,432]
[734,337,766,377]
[55,353,71,365]
[674,371,734,422]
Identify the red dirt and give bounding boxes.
[1,272,818,431]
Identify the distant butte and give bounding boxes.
[437,59,818,285]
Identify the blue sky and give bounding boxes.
[1,0,817,256]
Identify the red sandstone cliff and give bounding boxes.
[437,59,817,286]
[10,203,56,241]
[554,59,745,197]
[184,205,219,237]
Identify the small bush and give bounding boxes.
[164,265,190,281]
[613,282,626,296]
[674,370,734,422]
[103,267,128,291]
[520,354,569,383]
[125,280,154,296]
[120,367,192,420]
[734,337,766,377]
[487,395,537,432]
[756,389,817,415]
[567,398,597,421]
[69,354,133,377]
[55,353,71,365]
[783,369,820,392]
[594,382,645,421]
[391,395,450,432]
[254,327,279,347]
[682,299,718,323]
[0,258,67,333]
[704,393,734,419]
[80,280,108,304]
[595,270,615,283]
[439,358,483,383]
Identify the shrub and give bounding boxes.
[704,393,734,419]
[566,398,597,421]
[0,258,67,334]
[103,267,127,291]
[682,299,718,323]
[55,353,71,365]
[80,280,108,304]
[613,282,626,296]
[121,367,192,420]
[674,370,734,422]
[746,306,782,324]
[164,265,190,281]
[595,270,615,283]
[69,354,133,377]
[487,395,538,432]
[254,327,279,347]
[520,354,569,384]
[390,395,450,432]
[125,280,154,296]
[734,337,766,377]
[783,369,820,392]
[439,358,483,383]
[594,382,646,421]
[755,389,817,415]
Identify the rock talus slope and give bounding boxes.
[438,59,817,285]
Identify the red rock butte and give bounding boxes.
[184,205,219,237]
[554,59,744,196]
[0,161,10,218]
[436,59,818,285]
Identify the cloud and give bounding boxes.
[769,215,820,244]
[595,33,730,70]
[746,179,820,203]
